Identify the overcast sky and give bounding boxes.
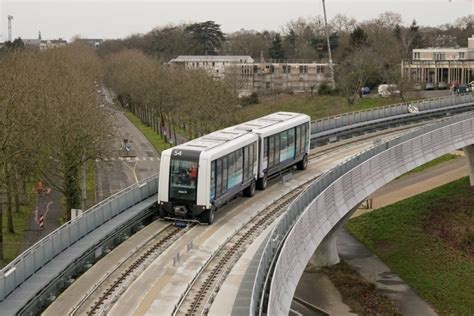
[0,0,473,41]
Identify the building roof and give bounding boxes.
[170,55,254,63]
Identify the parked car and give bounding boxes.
[360,86,370,95]
[378,84,400,97]
[425,82,435,90]
[436,82,448,90]
[456,84,470,94]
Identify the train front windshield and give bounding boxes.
[169,160,198,201]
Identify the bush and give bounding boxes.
[240,92,259,106]
[318,82,335,95]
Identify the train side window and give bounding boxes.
[288,128,295,158]
[216,159,222,197]
[236,149,243,183]
[249,143,254,175]
[269,136,275,167]
[222,156,228,193]
[253,142,257,171]
[263,137,268,165]
[244,146,249,180]
[227,152,235,189]
[296,126,301,155]
[275,135,280,164]
[301,124,307,152]
[210,161,216,200]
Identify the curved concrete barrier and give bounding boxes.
[262,114,474,315]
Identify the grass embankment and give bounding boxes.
[124,111,170,152]
[236,94,412,122]
[85,160,96,209]
[2,200,34,266]
[322,261,401,315]
[347,177,474,315]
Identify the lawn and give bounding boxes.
[2,204,34,267]
[85,160,96,209]
[235,94,413,122]
[123,111,171,153]
[347,177,474,315]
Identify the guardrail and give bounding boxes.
[250,111,474,315]
[311,93,474,137]
[0,175,159,302]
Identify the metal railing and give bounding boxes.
[250,111,474,315]
[0,175,159,302]
[311,93,474,135]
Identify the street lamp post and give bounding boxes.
[322,0,336,89]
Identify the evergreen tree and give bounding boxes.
[269,34,285,60]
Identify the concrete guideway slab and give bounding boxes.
[43,220,169,315]
[0,196,157,316]
[109,134,391,316]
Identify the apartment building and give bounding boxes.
[401,35,474,85]
[169,55,331,94]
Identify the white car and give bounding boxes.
[378,84,400,97]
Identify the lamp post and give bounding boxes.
[322,0,336,89]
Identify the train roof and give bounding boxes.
[169,112,309,156]
[174,128,254,152]
[233,112,310,134]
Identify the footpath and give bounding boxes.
[295,155,469,315]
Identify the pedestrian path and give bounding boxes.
[96,156,160,162]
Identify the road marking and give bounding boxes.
[97,157,160,162]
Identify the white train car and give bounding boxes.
[232,112,311,189]
[159,129,258,224]
[158,112,311,224]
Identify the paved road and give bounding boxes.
[95,87,160,201]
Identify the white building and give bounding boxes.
[402,35,474,85]
[169,55,254,80]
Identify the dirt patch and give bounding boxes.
[323,261,401,315]
[423,186,474,259]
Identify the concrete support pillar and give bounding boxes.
[310,231,340,267]
[464,145,474,186]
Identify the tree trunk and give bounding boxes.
[0,199,3,265]
[6,169,14,234]
[13,172,20,213]
[64,166,81,222]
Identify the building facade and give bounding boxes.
[169,55,331,95]
[402,35,474,85]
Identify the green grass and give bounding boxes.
[85,160,96,209]
[347,177,474,315]
[402,153,459,177]
[2,203,34,267]
[236,94,413,122]
[123,111,171,152]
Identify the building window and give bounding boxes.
[316,65,325,74]
[212,62,215,66]
[299,65,308,74]
[270,65,275,73]
[282,65,292,73]
[459,52,465,59]
[433,53,445,60]
[414,52,420,59]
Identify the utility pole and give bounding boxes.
[321,0,335,89]
[7,15,13,42]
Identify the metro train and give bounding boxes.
[158,112,311,224]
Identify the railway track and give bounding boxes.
[172,178,316,316]
[66,124,425,316]
[70,223,195,316]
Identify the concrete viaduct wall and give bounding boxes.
[267,115,474,315]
